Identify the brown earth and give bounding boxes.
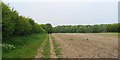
[51,33,118,58]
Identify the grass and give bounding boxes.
[51,35,62,58]
[95,33,119,36]
[42,35,51,58]
[78,33,119,36]
[3,33,47,58]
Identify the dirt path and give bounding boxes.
[49,34,57,58]
[52,33,118,58]
[35,38,47,58]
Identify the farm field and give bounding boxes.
[50,33,118,58]
[2,2,120,59]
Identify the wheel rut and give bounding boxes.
[49,34,57,58]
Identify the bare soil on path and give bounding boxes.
[35,34,57,58]
[35,39,47,58]
[51,33,118,58]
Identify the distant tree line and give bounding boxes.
[2,2,52,42]
[53,23,120,33]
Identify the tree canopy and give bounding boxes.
[53,23,120,33]
[2,2,47,42]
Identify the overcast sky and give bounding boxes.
[3,0,119,26]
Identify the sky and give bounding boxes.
[3,0,119,26]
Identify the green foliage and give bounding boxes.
[2,43,16,52]
[41,23,53,34]
[2,2,46,42]
[51,35,62,57]
[53,23,119,33]
[54,42,61,57]
[106,23,119,32]
[2,2,15,40]
[33,23,45,33]
[2,2,47,58]
[43,35,50,58]
[3,33,47,58]
[14,16,32,35]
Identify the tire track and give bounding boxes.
[35,38,47,58]
[49,34,57,58]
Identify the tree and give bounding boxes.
[41,23,53,34]
[2,2,15,41]
[53,23,119,33]
[2,2,46,42]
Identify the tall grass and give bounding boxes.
[3,33,47,58]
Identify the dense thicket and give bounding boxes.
[2,2,46,42]
[53,23,120,33]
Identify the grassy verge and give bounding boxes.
[42,35,50,58]
[94,33,119,36]
[3,33,47,58]
[51,35,62,58]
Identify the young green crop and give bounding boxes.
[51,35,62,58]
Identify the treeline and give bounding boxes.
[53,23,120,33]
[2,2,52,42]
